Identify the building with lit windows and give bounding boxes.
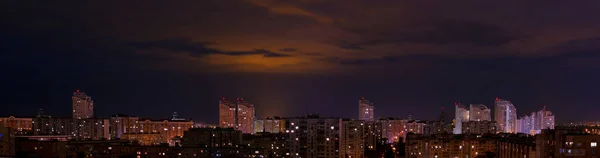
[469,104,491,121]
[219,98,237,128]
[358,97,375,121]
[72,90,94,119]
[286,114,341,158]
[0,116,33,135]
[0,125,15,156]
[453,104,469,134]
[405,134,497,158]
[243,132,289,157]
[182,127,242,148]
[32,116,109,140]
[461,121,497,135]
[218,98,255,134]
[254,117,286,133]
[237,98,255,134]
[378,117,407,143]
[517,106,555,135]
[494,98,517,133]
[339,119,379,158]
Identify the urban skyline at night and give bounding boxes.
[2,1,600,157]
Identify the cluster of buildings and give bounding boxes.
[4,90,599,158]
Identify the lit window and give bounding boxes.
[592,142,597,147]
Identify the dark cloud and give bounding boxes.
[279,48,298,52]
[302,52,324,56]
[129,39,291,58]
[339,19,521,50]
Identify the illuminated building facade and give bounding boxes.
[237,98,255,134]
[358,97,375,121]
[72,90,94,119]
[517,106,555,135]
[109,114,139,139]
[243,132,289,157]
[182,127,242,148]
[134,119,194,145]
[218,98,255,134]
[121,133,162,146]
[494,98,517,133]
[453,104,469,134]
[406,134,497,158]
[469,104,491,121]
[0,116,33,135]
[219,98,237,128]
[378,117,407,143]
[461,121,497,135]
[32,116,109,140]
[254,117,286,133]
[286,114,341,158]
[340,119,379,158]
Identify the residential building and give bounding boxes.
[379,117,407,143]
[358,97,375,121]
[494,98,517,133]
[405,134,497,158]
[461,121,497,135]
[254,117,286,133]
[72,90,94,119]
[243,132,289,157]
[469,104,491,121]
[237,98,255,134]
[219,98,237,128]
[182,127,242,148]
[453,104,469,134]
[286,114,341,158]
[0,116,33,135]
[32,116,109,140]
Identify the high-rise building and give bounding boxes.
[517,106,555,135]
[237,98,255,134]
[218,98,255,134]
[219,98,237,128]
[379,117,407,143]
[0,116,33,135]
[254,117,286,133]
[72,90,94,119]
[453,104,469,134]
[358,97,375,121]
[286,114,341,158]
[469,104,491,121]
[340,119,367,158]
[494,98,517,133]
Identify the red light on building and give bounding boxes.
[495,97,499,101]
[76,89,80,93]
[221,97,226,100]
[361,97,365,100]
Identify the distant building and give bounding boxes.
[32,116,109,140]
[406,134,497,158]
[285,114,341,158]
[182,127,242,148]
[494,98,517,133]
[218,98,255,134]
[379,117,407,143]
[218,98,237,128]
[517,106,555,135]
[469,104,491,121]
[358,97,375,121]
[496,134,536,158]
[237,98,255,134]
[254,117,286,133]
[0,116,33,135]
[243,132,289,157]
[461,121,497,135]
[72,90,94,119]
[453,104,469,134]
[339,119,380,158]
[121,132,162,146]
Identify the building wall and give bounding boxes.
[72,91,94,119]
[286,115,341,158]
[462,121,497,135]
[0,116,33,135]
[339,120,366,158]
[469,104,491,121]
[494,99,517,133]
[358,99,374,121]
[237,100,255,134]
[379,118,407,143]
[32,117,109,140]
[183,127,242,148]
[406,134,497,158]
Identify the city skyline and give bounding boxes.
[3,0,600,125]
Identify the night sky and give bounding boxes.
[2,1,600,124]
